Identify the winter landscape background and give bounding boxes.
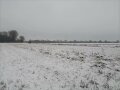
[0,0,120,90]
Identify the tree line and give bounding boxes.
[0,30,119,43]
[0,30,25,42]
[28,40,120,43]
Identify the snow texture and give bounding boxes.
[0,43,120,90]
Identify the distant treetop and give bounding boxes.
[0,30,25,43]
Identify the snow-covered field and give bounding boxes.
[0,43,120,90]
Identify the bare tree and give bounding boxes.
[19,36,25,42]
[8,30,18,42]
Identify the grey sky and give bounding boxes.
[0,0,120,40]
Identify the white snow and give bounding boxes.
[0,43,120,90]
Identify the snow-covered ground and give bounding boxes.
[0,43,120,90]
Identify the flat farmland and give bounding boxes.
[0,43,120,90]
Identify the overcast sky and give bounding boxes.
[0,0,120,40]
